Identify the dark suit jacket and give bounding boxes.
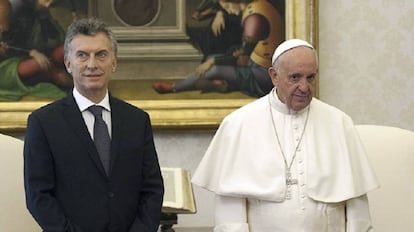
[24,94,164,232]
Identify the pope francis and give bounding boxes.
[192,39,379,232]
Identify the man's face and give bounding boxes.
[268,47,317,111]
[64,33,116,98]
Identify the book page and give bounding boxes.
[162,168,177,203]
[161,167,196,214]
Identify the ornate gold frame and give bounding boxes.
[0,0,318,133]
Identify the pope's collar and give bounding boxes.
[268,88,310,115]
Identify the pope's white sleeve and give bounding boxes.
[214,195,249,232]
[346,194,374,232]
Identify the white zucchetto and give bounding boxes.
[272,39,314,65]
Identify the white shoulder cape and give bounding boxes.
[192,95,379,202]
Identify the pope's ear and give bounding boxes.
[268,67,277,78]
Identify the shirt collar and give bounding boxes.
[73,88,111,112]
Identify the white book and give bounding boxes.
[161,167,197,214]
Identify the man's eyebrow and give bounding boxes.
[288,72,302,77]
[75,49,109,54]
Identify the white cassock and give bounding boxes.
[192,89,379,232]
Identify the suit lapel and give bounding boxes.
[61,94,108,177]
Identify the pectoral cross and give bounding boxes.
[286,171,298,185]
[285,170,298,200]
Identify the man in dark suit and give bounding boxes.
[23,18,164,232]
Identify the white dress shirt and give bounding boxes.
[72,88,112,139]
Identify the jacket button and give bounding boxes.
[108,192,115,198]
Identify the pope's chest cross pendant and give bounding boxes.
[285,170,298,200]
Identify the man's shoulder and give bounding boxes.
[31,96,70,115]
[109,96,148,116]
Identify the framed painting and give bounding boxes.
[0,0,318,133]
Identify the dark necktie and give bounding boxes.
[88,105,111,175]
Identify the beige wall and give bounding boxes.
[318,0,414,131]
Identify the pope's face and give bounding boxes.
[268,47,317,111]
[64,33,116,100]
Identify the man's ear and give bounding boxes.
[111,59,117,72]
[64,58,71,73]
[268,67,278,86]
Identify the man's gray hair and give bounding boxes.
[64,18,118,60]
